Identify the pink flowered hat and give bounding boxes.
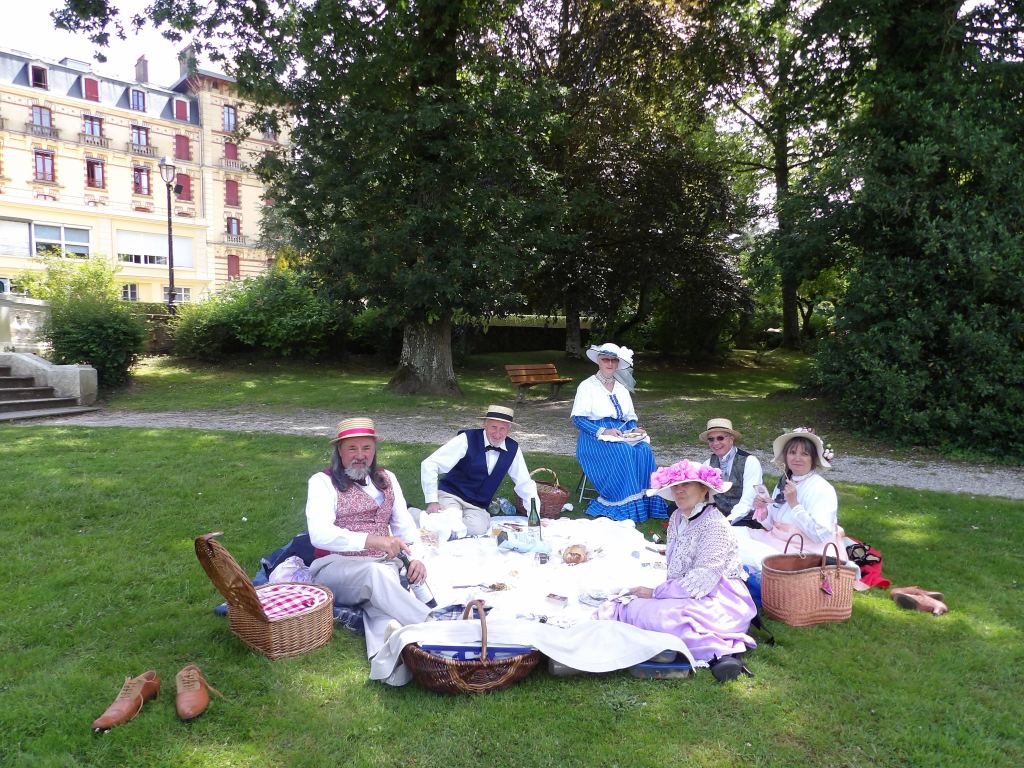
[645,459,732,501]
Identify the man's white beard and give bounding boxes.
[344,464,370,481]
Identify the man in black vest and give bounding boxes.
[420,405,540,537]
[700,418,764,523]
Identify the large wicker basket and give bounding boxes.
[513,468,568,519]
[195,532,334,660]
[402,601,541,694]
[760,535,857,627]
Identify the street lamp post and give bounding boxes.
[158,156,177,315]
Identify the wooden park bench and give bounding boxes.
[505,363,574,403]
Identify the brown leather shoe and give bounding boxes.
[175,664,222,721]
[891,585,945,602]
[893,591,949,615]
[92,671,160,732]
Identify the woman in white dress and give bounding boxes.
[734,427,848,571]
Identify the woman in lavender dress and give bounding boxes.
[595,459,757,681]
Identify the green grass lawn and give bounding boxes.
[3,426,1022,767]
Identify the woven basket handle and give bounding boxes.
[461,599,488,657]
[529,467,559,487]
[820,541,842,572]
[782,533,806,556]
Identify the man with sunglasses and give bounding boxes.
[700,418,763,523]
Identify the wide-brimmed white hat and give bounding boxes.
[699,417,742,442]
[482,405,519,428]
[645,459,732,501]
[772,428,832,470]
[586,342,633,369]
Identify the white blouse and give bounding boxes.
[570,375,638,422]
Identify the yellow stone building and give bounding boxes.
[0,46,279,304]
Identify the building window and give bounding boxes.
[131,89,146,111]
[133,166,151,196]
[117,230,194,268]
[130,125,149,147]
[86,159,105,189]
[227,254,240,280]
[174,99,189,121]
[83,77,99,101]
[34,223,90,258]
[31,105,52,127]
[31,65,48,89]
[121,284,139,301]
[34,150,55,182]
[223,105,237,131]
[226,217,240,236]
[163,286,191,303]
[176,173,192,201]
[262,122,277,141]
[225,179,240,207]
[83,115,103,137]
[224,141,238,160]
[174,134,191,161]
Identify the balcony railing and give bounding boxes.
[80,132,111,149]
[225,234,247,246]
[221,158,245,170]
[127,142,157,157]
[26,122,60,139]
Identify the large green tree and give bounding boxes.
[58,0,559,394]
[818,0,1024,455]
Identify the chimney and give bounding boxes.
[135,55,149,83]
[178,44,197,77]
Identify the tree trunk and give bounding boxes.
[387,319,462,396]
[564,285,583,358]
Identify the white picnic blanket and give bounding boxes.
[371,516,699,685]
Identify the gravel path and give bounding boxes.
[28,402,1024,500]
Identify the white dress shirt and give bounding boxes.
[305,470,420,553]
[421,431,539,509]
[703,450,764,521]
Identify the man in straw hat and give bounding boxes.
[306,417,432,657]
[420,405,541,538]
[700,418,764,524]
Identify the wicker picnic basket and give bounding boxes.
[513,468,568,519]
[194,532,334,660]
[760,534,858,627]
[401,600,541,694]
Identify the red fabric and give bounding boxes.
[851,538,890,589]
[257,583,329,619]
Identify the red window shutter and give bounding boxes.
[176,173,191,201]
[174,134,190,160]
[225,180,240,206]
[227,254,240,279]
[84,77,99,101]
[174,99,189,120]
[224,141,238,160]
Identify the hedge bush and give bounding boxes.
[48,299,147,388]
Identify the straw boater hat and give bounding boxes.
[645,459,733,501]
[585,342,634,369]
[329,417,377,444]
[483,405,519,429]
[699,417,742,443]
[772,427,832,470]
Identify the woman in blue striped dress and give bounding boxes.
[570,343,667,522]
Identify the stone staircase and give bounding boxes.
[0,365,100,422]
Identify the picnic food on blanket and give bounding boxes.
[562,544,589,565]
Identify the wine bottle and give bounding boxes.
[528,498,542,542]
[396,551,437,607]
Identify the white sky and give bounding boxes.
[0,0,214,86]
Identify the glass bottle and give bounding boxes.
[528,498,542,542]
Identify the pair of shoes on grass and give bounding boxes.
[92,665,222,732]
[891,586,949,615]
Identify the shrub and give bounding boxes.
[173,270,346,360]
[48,299,147,387]
[22,256,146,388]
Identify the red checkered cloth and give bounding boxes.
[256,583,331,620]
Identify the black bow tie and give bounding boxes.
[485,445,505,452]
